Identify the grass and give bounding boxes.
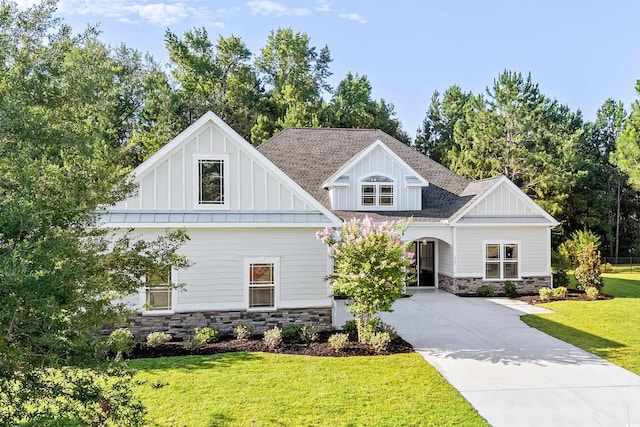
[130,352,488,427]
[522,271,640,375]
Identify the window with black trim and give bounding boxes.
[361,175,394,207]
[198,159,224,205]
[485,243,519,279]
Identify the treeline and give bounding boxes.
[4,1,640,257]
[415,72,640,259]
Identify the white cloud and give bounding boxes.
[338,12,366,24]
[56,0,225,27]
[314,0,332,12]
[14,0,41,8]
[246,1,310,17]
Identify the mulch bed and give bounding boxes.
[128,331,414,359]
[516,288,613,305]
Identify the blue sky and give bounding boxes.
[22,0,640,137]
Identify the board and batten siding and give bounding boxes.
[122,228,330,313]
[111,123,314,213]
[455,226,550,277]
[330,144,421,211]
[467,181,538,216]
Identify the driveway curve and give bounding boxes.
[379,289,640,427]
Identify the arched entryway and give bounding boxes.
[408,238,436,287]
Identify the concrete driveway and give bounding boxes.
[375,289,640,427]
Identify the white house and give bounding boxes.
[100,112,558,336]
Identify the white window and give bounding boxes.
[144,266,173,312]
[360,175,395,208]
[246,257,279,310]
[485,243,519,280]
[194,154,229,209]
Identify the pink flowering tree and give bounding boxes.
[316,216,413,342]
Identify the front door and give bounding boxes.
[408,240,435,287]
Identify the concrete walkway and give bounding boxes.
[375,289,640,427]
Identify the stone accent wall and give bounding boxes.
[438,274,551,296]
[105,307,332,339]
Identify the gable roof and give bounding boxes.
[258,128,557,226]
[101,112,342,227]
[322,139,429,188]
[258,128,469,218]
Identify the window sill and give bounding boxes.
[141,309,175,316]
[483,278,522,282]
[247,307,276,312]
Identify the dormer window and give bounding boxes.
[360,175,395,208]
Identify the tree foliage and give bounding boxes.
[317,217,412,343]
[613,81,640,189]
[0,2,189,424]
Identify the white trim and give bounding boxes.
[123,111,341,227]
[482,240,522,281]
[322,140,429,188]
[244,256,280,311]
[450,176,558,226]
[454,222,555,227]
[357,172,397,210]
[192,153,230,210]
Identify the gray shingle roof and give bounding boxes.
[258,128,484,221]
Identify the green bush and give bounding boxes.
[146,331,172,347]
[281,324,303,343]
[263,327,282,349]
[369,332,392,353]
[341,320,358,341]
[369,317,398,339]
[234,323,253,340]
[504,281,517,297]
[183,336,202,350]
[301,323,319,343]
[107,328,134,360]
[539,287,553,301]
[194,327,221,344]
[476,285,495,297]
[553,286,568,299]
[585,286,600,300]
[328,333,349,352]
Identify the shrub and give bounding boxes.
[585,286,600,300]
[553,286,568,299]
[107,328,134,360]
[194,327,221,344]
[574,241,604,291]
[504,281,517,297]
[369,332,392,353]
[539,287,553,301]
[476,285,495,297]
[183,336,202,350]
[146,331,172,347]
[281,324,303,343]
[341,320,358,341]
[601,263,614,273]
[328,333,349,352]
[301,323,319,343]
[369,317,398,339]
[552,246,571,287]
[234,323,253,340]
[263,327,282,349]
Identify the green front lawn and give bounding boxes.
[522,272,640,374]
[130,353,488,426]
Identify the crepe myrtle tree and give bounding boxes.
[317,217,413,342]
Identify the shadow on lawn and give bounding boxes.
[417,317,626,366]
[132,352,262,372]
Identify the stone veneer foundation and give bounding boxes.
[106,307,332,339]
[438,274,551,295]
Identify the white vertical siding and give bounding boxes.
[455,226,550,277]
[468,182,537,216]
[330,144,423,211]
[118,122,315,213]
